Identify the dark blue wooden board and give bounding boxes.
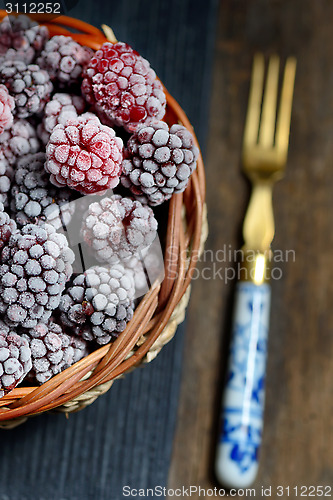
[0,0,219,498]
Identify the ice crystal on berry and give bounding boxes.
[11,152,75,230]
[0,328,31,396]
[59,264,135,345]
[0,223,74,328]
[81,42,166,132]
[45,114,123,194]
[121,121,199,205]
[0,15,49,64]
[81,195,158,263]
[0,60,53,118]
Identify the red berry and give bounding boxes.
[45,114,123,195]
[81,42,166,133]
[0,84,14,134]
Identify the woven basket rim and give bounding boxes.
[0,11,206,423]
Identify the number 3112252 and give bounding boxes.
[5,3,61,14]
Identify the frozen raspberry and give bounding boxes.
[0,84,15,134]
[81,195,158,264]
[0,158,13,208]
[22,320,88,385]
[59,264,135,345]
[0,15,49,65]
[81,41,166,133]
[38,93,86,145]
[0,60,53,119]
[0,201,16,251]
[0,118,40,165]
[37,35,93,88]
[45,114,123,194]
[0,223,74,328]
[10,152,75,230]
[121,121,199,206]
[0,328,32,397]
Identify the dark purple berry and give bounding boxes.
[121,121,199,205]
[59,264,135,345]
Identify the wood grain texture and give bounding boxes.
[168,0,333,496]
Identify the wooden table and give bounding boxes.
[168,0,333,496]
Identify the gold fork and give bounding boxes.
[215,54,296,488]
[242,54,297,268]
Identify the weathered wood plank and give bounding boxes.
[168,0,333,495]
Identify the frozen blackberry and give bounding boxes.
[81,195,158,264]
[0,201,16,251]
[0,328,32,397]
[0,60,53,119]
[38,93,86,145]
[0,118,40,165]
[0,15,49,64]
[59,264,135,345]
[45,113,123,194]
[22,320,88,385]
[10,152,75,230]
[0,223,75,328]
[81,41,166,133]
[0,84,15,134]
[0,158,13,208]
[37,35,93,88]
[121,121,199,206]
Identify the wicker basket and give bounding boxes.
[0,12,208,429]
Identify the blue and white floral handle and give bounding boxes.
[215,281,271,488]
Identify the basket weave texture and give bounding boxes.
[0,12,208,429]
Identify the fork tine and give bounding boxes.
[259,55,280,148]
[275,57,297,159]
[243,53,265,148]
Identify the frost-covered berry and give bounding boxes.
[0,84,15,134]
[0,15,49,64]
[81,42,166,133]
[38,92,86,145]
[0,158,14,208]
[59,264,135,345]
[0,118,40,165]
[22,320,88,385]
[45,114,123,194]
[0,223,74,328]
[0,201,16,251]
[10,152,75,230]
[37,35,93,88]
[81,195,158,264]
[0,328,32,397]
[0,60,53,118]
[121,121,199,205]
